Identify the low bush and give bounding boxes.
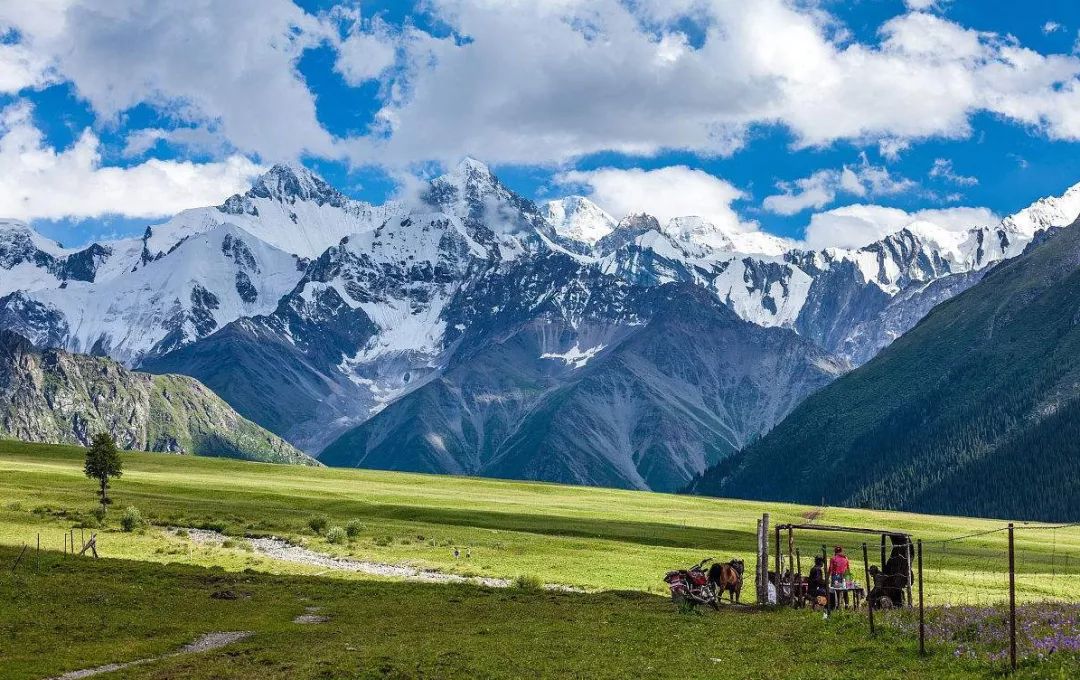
[345,519,364,538]
[326,526,347,544]
[308,516,329,534]
[120,506,143,532]
[514,574,543,590]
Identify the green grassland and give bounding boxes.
[1,440,1079,679]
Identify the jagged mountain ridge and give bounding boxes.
[0,330,315,465]
[4,159,1080,489]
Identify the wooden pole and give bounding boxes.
[774,525,781,602]
[787,526,795,606]
[880,534,887,571]
[11,544,27,572]
[63,532,67,555]
[917,539,925,656]
[1008,523,1016,672]
[761,513,770,605]
[863,542,875,635]
[796,548,804,608]
[755,518,763,604]
[905,540,914,608]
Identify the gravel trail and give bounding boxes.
[176,528,583,591]
[49,632,252,679]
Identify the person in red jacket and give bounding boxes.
[826,546,851,616]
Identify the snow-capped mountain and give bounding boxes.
[4,159,1079,490]
[543,196,618,245]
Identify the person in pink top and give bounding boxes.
[829,546,850,580]
[825,546,851,616]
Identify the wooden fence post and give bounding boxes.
[1008,523,1016,672]
[917,539,925,656]
[863,542,874,636]
[761,513,770,605]
[755,518,763,604]
[787,526,795,606]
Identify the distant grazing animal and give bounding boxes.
[707,559,745,603]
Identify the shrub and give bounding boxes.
[308,516,329,534]
[372,535,392,547]
[78,515,101,529]
[514,574,543,590]
[326,526,347,544]
[120,506,143,532]
[198,520,228,534]
[175,529,189,539]
[92,506,107,523]
[345,519,364,538]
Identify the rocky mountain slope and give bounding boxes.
[5,159,1080,489]
[0,330,314,465]
[690,220,1080,521]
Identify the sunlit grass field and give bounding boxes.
[2,439,1078,601]
[1,440,1078,679]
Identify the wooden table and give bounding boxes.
[829,584,864,609]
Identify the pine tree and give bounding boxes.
[84,432,122,510]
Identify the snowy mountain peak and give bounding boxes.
[661,216,737,253]
[543,196,617,245]
[1001,180,1080,236]
[241,163,346,208]
[0,219,67,256]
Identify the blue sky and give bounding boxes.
[4,0,1080,249]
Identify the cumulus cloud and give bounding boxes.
[350,2,1080,166]
[0,101,263,221]
[333,12,399,86]
[0,0,339,162]
[929,158,979,186]
[0,38,52,93]
[763,156,916,215]
[1043,22,1064,35]
[803,204,999,249]
[554,166,756,233]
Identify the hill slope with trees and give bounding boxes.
[691,220,1080,521]
[0,330,315,466]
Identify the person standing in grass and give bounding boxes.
[826,546,851,615]
[84,432,122,511]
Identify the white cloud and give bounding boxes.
[1043,22,1064,35]
[803,204,999,249]
[0,0,339,162]
[121,127,227,159]
[4,0,1080,180]
[334,14,399,86]
[878,138,911,161]
[0,38,52,93]
[763,156,915,216]
[350,1,1080,166]
[904,0,943,10]
[554,166,756,233]
[0,101,263,221]
[929,158,979,186]
[763,170,838,215]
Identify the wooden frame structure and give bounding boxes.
[760,520,920,638]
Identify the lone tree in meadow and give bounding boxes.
[84,432,122,510]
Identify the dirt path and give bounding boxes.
[49,632,252,679]
[175,528,583,591]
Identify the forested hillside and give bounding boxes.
[691,221,1080,521]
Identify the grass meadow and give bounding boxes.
[1,439,1078,678]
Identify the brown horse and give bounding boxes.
[707,559,745,603]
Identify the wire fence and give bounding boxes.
[754,513,1080,673]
